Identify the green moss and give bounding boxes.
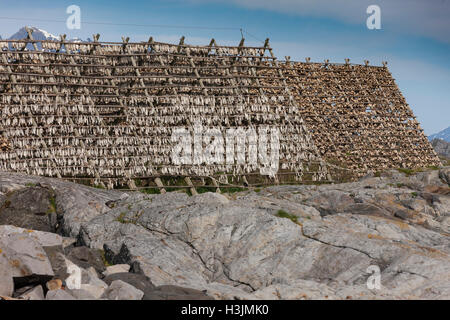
[374,172,382,178]
[396,183,405,188]
[47,195,57,214]
[25,182,36,187]
[276,210,298,224]
[411,192,418,198]
[254,188,261,193]
[397,168,415,176]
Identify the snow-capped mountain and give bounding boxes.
[8,26,60,41]
[429,126,450,142]
[4,26,86,50]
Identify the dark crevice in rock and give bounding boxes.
[300,227,378,261]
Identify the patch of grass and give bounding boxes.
[397,168,415,176]
[116,212,130,224]
[374,171,382,178]
[411,192,418,198]
[93,184,105,189]
[196,186,214,194]
[222,187,247,194]
[276,209,298,224]
[140,188,161,195]
[396,183,405,188]
[427,166,440,171]
[25,182,36,187]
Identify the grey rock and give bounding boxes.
[0,183,25,194]
[42,245,69,280]
[0,225,62,247]
[415,170,445,186]
[0,172,125,237]
[102,280,144,300]
[342,203,389,217]
[431,138,450,158]
[0,250,14,297]
[62,237,77,250]
[0,186,56,232]
[103,272,155,299]
[19,285,45,300]
[78,266,108,298]
[0,231,54,279]
[103,264,130,277]
[1,170,450,300]
[65,246,106,273]
[305,190,355,216]
[146,285,213,300]
[70,288,96,300]
[46,288,76,300]
[440,167,450,185]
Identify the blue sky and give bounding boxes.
[0,0,449,135]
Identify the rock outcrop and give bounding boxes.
[0,168,449,300]
[432,138,450,159]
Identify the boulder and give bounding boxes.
[0,250,14,297]
[46,288,76,300]
[70,288,96,300]
[0,186,56,232]
[0,229,54,289]
[102,272,155,299]
[0,225,62,247]
[79,267,108,298]
[103,264,130,277]
[65,246,106,274]
[42,245,69,281]
[102,280,144,300]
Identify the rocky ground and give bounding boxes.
[0,167,449,300]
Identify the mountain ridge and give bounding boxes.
[429,126,450,142]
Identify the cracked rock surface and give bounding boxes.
[0,168,449,300]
